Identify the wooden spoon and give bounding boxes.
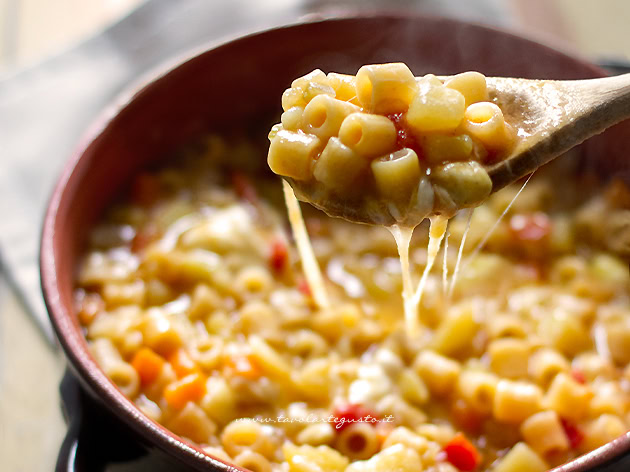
[484,73,630,191]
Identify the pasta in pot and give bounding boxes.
[76,131,630,472]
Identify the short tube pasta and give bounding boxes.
[233,451,273,472]
[90,338,140,398]
[456,370,499,414]
[463,102,514,151]
[545,372,593,421]
[414,350,461,396]
[520,410,569,456]
[334,422,380,460]
[493,380,543,424]
[303,95,360,139]
[371,148,421,202]
[267,130,322,181]
[313,137,366,191]
[338,113,397,158]
[528,348,570,387]
[355,63,417,113]
[444,71,489,106]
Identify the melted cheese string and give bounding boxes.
[388,225,417,334]
[442,227,450,300]
[390,216,449,336]
[283,180,329,309]
[448,208,474,298]
[412,215,448,311]
[459,173,534,278]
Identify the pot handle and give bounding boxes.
[56,370,87,472]
[56,370,146,472]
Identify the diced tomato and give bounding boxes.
[131,174,161,207]
[269,238,289,273]
[509,213,552,242]
[332,404,379,432]
[443,433,482,471]
[387,112,422,157]
[451,399,484,434]
[571,368,587,385]
[297,279,312,297]
[231,172,259,206]
[561,417,584,449]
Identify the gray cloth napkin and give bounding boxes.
[0,0,513,346]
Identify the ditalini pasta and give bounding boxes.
[268,63,515,334]
[77,126,630,469]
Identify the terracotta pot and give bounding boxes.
[41,13,630,471]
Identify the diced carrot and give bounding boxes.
[131,173,161,207]
[509,213,552,242]
[443,433,482,471]
[168,349,200,378]
[131,348,165,386]
[269,238,289,273]
[561,417,584,449]
[224,354,262,380]
[451,399,484,434]
[164,372,206,409]
[231,172,259,206]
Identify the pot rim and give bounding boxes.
[40,11,630,471]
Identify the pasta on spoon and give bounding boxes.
[267,63,517,334]
[268,63,515,227]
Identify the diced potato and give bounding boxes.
[281,106,304,131]
[406,84,465,133]
[345,444,422,472]
[539,310,592,357]
[398,368,430,406]
[430,303,479,356]
[371,148,421,202]
[493,442,548,472]
[605,320,630,366]
[283,443,349,472]
[291,69,329,89]
[431,161,492,208]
